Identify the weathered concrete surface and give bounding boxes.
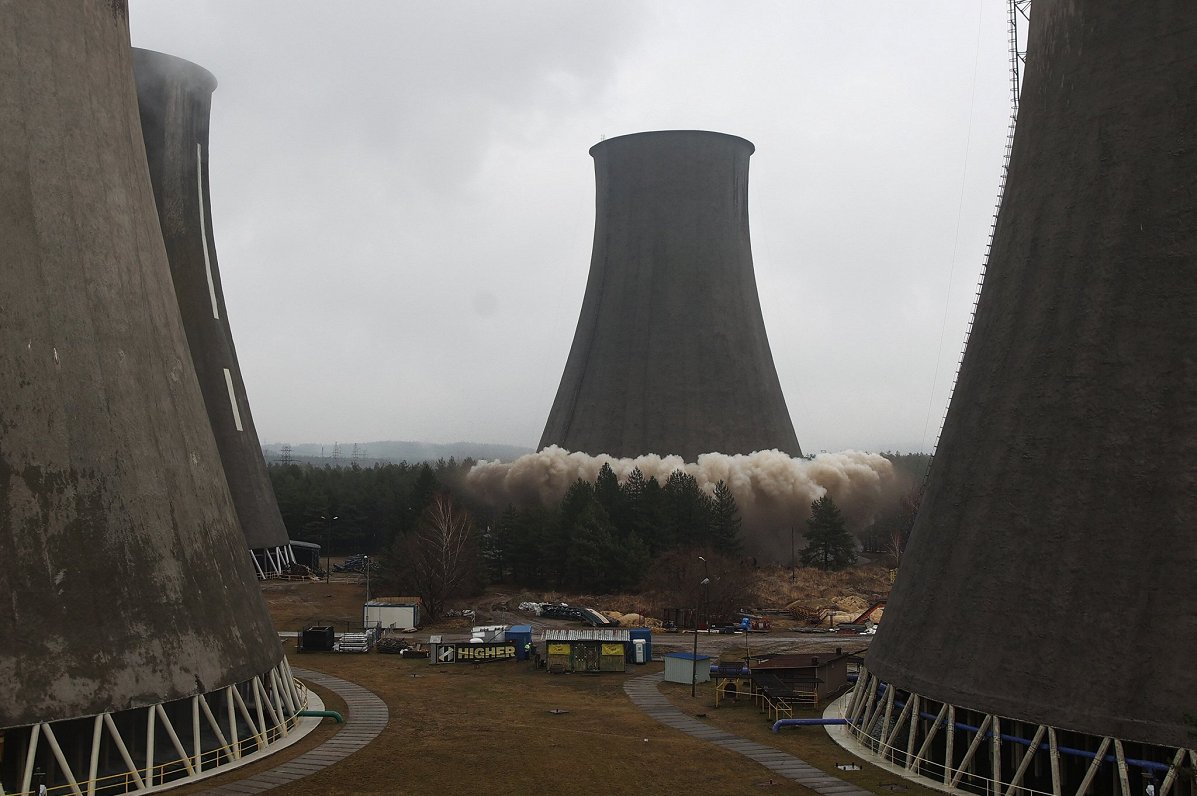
[134,49,291,553]
[539,130,801,462]
[867,1,1197,749]
[0,1,280,729]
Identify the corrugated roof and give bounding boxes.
[542,628,630,642]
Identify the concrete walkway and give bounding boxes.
[197,668,388,795]
[624,672,871,795]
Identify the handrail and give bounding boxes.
[13,680,309,796]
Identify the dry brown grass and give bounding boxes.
[658,680,941,796]
[750,564,893,610]
[190,654,823,795]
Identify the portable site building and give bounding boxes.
[664,652,711,685]
[363,597,421,630]
[750,648,857,706]
[543,629,629,673]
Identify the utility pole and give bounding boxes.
[321,513,338,582]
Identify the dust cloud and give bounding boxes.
[465,446,908,561]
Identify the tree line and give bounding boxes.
[267,458,873,618]
[267,457,468,556]
[268,459,747,589]
[482,464,745,593]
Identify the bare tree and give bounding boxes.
[386,494,481,620]
[885,525,906,568]
[887,488,922,568]
[640,548,752,628]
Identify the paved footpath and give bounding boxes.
[197,668,388,795]
[624,672,871,795]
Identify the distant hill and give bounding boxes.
[261,439,533,466]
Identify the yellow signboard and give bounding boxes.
[548,643,571,656]
[601,643,625,657]
[452,643,516,662]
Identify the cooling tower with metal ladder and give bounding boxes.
[539,130,802,462]
[0,3,305,793]
[133,48,296,580]
[843,4,1197,795]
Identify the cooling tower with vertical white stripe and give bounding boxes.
[0,4,303,793]
[133,49,295,577]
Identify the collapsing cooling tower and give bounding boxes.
[539,131,801,462]
[133,49,295,578]
[0,4,302,793]
[846,3,1197,794]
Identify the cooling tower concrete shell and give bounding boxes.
[863,0,1196,755]
[133,49,294,566]
[539,130,802,462]
[0,0,283,734]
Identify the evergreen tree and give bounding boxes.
[408,465,440,522]
[563,503,618,592]
[562,503,650,593]
[663,470,710,549]
[709,480,743,554]
[559,478,594,527]
[483,505,520,582]
[639,475,667,553]
[801,494,857,570]
[593,463,622,519]
[507,506,552,588]
[618,467,652,547]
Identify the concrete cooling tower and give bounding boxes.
[539,130,802,462]
[844,4,1197,796]
[0,3,304,794]
[133,49,296,579]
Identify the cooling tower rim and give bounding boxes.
[590,129,755,157]
[132,47,218,93]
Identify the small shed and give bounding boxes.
[363,597,421,630]
[543,629,629,673]
[664,652,711,685]
[750,647,858,706]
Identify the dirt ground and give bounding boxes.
[262,562,894,637]
[169,568,915,794]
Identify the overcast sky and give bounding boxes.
[129,1,1016,455]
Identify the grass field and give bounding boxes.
[176,579,936,794]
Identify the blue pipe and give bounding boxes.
[856,684,1172,774]
[773,718,848,732]
[710,669,862,681]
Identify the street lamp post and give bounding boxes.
[692,556,711,698]
[364,554,371,603]
[321,513,338,582]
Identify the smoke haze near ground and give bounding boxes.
[466,446,908,561]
